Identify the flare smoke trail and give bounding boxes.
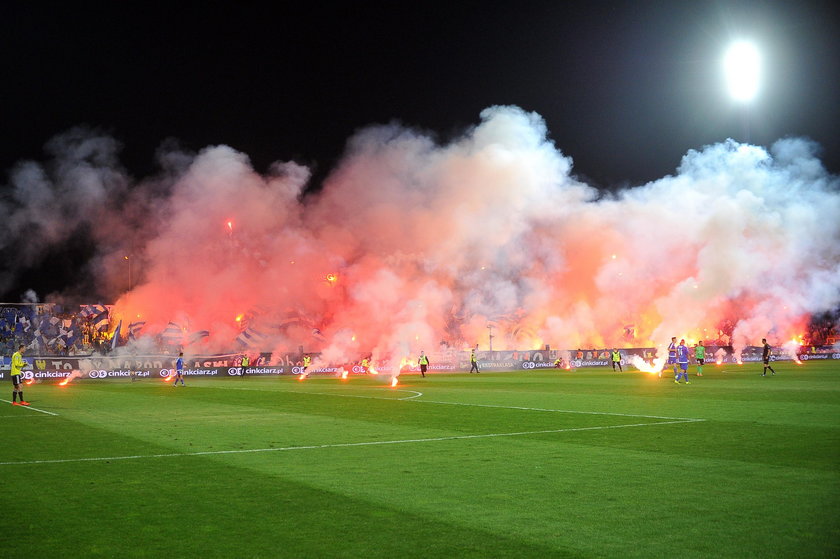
[1,106,838,363]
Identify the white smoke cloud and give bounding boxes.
[1,106,838,362]
[21,289,39,304]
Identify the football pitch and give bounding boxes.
[3,362,839,558]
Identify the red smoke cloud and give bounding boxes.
[4,107,839,363]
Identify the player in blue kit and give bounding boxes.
[663,336,677,378]
[172,352,185,386]
[675,339,691,384]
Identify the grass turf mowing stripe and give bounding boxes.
[0,416,703,466]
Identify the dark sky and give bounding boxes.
[3,0,839,189]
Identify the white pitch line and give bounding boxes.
[0,418,704,466]
[214,385,700,421]
[0,400,59,416]
[395,390,423,400]
[411,399,701,421]
[221,385,424,400]
[301,391,700,421]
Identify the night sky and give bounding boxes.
[3,1,838,190]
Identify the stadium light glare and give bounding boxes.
[724,41,761,102]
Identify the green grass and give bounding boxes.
[3,361,839,558]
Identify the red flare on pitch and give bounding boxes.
[298,373,306,381]
[59,371,83,385]
[391,377,398,387]
[341,369,349,380]
[25,379,35,385]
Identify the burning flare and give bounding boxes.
[627,355,664,375]
[59,370,83,385]
[783,336,804,365]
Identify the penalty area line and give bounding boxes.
[0,400,59,416]
[0,418,704,466]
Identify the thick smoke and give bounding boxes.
[2,107,838,363]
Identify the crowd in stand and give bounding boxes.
[0,305,112,357]
[808,312,839,346]
[1,304,837,359]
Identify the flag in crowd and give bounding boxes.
[80,304,111,332]
[187,330,210,346]
[160,322,184,345]
[110,321,122,350]
[128,321,146,340]
[236,326,267,348]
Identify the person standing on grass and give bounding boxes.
[418,351,429,377]
[675,339,691,384]
[469,349,480,373]
[761,338,776,376]
[302,354,311,374]
[611,349,622,372]
[241,353,250,377]
[694,341,705,376]
[667,336,678,378]
[172,352,185,386]
[10,344,30,406]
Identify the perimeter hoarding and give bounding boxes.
[3,347,836,382]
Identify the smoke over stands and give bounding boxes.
[1,106,838,360]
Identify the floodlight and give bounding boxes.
[724,41,761,102]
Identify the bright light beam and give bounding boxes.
[724,41,761,102]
